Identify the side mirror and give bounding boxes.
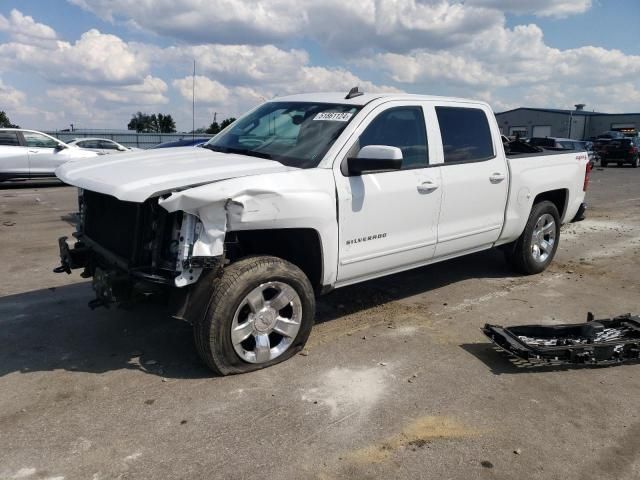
[54,144,67,151]
[347,145,403,175]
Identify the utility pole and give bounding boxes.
[568,110,573,139]
[191,60,196,138]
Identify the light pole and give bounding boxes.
[568,110,573,139]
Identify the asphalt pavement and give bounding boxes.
[0,167,639,480]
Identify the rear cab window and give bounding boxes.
[435,107,494,163]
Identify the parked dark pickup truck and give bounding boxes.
[601,139,639,168]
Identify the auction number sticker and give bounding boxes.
[313,112,353,122]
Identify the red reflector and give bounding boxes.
[583,161,592,192]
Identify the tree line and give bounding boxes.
[0,111,19,128]
[0,109,236,134]
[127,112,236,134]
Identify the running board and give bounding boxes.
[482,313,640,366]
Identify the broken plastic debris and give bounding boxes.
[482,313,640,367]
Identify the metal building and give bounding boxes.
[495,105,640,140]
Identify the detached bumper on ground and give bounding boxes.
[483,313,640,366]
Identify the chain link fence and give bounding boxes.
[44,131,214,150]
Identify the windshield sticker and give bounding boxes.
[313,112,353,122]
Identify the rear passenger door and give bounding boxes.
[432,104,509,258]
[0,130,29,178]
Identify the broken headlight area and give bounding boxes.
[55,190,220,305]
[482,313,640,366]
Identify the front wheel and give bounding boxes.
[632,157,639,168]
[193,256,315,375]
[506,201,560,275]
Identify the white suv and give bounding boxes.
[0,128,97,181]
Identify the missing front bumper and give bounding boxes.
[482,313,640,366]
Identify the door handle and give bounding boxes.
[28,150,39,154]
[489,172,506,183]
[417,180,439,193]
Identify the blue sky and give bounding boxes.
[505,1,640,55]
[1,0,639,131]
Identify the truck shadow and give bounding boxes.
[315,247,515,323]
[0,248,516,379]
[0,282,211,380]
[0,179,67,189]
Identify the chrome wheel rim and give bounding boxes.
[231,281,302,364]
[530,213,556,263]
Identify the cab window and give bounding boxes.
[436,107,494,163]
[356,106,428,169]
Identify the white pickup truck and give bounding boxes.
[55,90,590,375]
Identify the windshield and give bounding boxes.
[204,102,361,168]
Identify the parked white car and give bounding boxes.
[67,137,140,155]
[55,91,590,374]
[0,129,97,181]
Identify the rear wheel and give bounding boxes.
[632,157,639,168]
[193,256,315,375]
[506,201,560,275]
[618,162,623,167]
[601,160,607,167]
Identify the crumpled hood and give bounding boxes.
[55,146,296,202]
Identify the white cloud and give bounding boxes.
[45,76,170,127]
[466,0,592,18]
[69,0,504,54]
[0,28,149,85]
[0,9,57,46]
[0,78,26,110]
[173,75,230,104]
[371,21,640,111]
[68,0,304,44]
[169,46,401,116]
[162,44,309,85]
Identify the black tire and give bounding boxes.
[601,160,607,167]
[507,201,560,275]
[193,256,315,375]
[632,157,639,168]
[618,162,623,167]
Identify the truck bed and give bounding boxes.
[497,148,588,244]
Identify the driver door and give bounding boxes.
[334,102,443,285]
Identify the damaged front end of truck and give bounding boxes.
[54,165,334,327]
[55,188,218,312]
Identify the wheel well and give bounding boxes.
[224,229,323,291]
[533,189,567,220]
